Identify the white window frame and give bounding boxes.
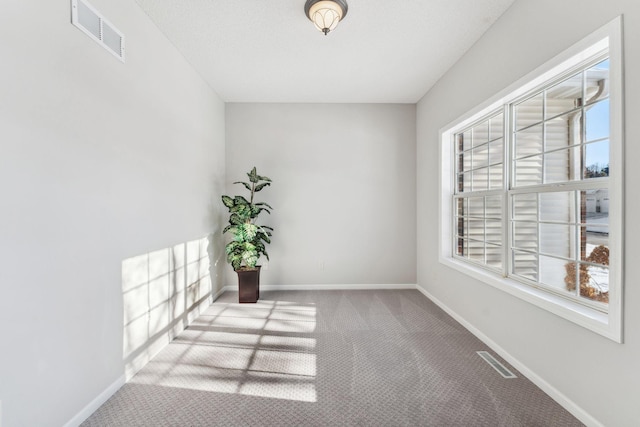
[439,17,624,342]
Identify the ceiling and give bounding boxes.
[134,0,516,103]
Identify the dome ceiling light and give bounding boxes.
[304,0,348,35]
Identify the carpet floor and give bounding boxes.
[82,289,583,426]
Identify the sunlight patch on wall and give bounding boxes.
[122,235,213,380]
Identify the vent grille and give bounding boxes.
[71,0,125,62]
[477,351,517,378]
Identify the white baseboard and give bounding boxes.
[211,286,227,302]
[222,283,417,292]
[63,375,125,427]
[414,285,603,427]
[71,290,218,427]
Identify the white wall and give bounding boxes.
[0,1,225,426]
[225,103,416,287]
[417,1,640,426]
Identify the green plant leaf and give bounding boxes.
[254,182,271,192]
[248,167,258,183]
[221,195,234,209]
[234,195,250,205]
[257,175,272,182]
[249,206,269,217]
[254,202,273,210]
[229,213,244,225]
[222,224,237,234]
[233,181,252,192]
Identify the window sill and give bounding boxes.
[439,255,621,343]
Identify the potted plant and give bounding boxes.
[221,167,273,303]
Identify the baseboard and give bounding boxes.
[123,291,214,381]
[211,286,227,302]
[63,375,125,427]
[414,285,603,427]
[222,283,417,292]
[71,290,218,427]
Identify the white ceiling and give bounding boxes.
[135,0,516,103]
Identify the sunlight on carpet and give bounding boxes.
[129,299,318,402]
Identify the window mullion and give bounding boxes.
[504,104,513,279]
[574,190,581,298]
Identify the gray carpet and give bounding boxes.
[82,289,583,426]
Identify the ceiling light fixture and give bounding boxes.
[304,0,348,35]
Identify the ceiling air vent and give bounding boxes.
[71,0,125,62]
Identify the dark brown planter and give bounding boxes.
[236,266,261,303]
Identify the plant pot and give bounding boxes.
[236,266,261,303]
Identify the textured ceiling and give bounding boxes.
[135,0,516,103]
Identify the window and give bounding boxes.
[440,18,623,342]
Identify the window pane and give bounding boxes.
[468,239,484,262]
[472,144,489,169]
[512,193,538,221]
[545,147,579,183]
[515,92,544,130]
[472,168,489,191]
[563,261,609,304]
[585,99,609,141]
[489,165,503,190]
[514,124,543,159]
[564,261,579,295]
[585,59,609,105]
[489,138,504,165]
[485,195,502,218]
[468,220,484,240]
[583,190,609,225]
[584,238,609,266]
[486,244,502,269]
[457,212,468,239]
[546,111,580,150]
[579,263,609,303]
[456,198,466,217]
[456,238,466,256]
[583,205,609,265]
[473,122,489,146]
[540,223,575,259]
[462,130,472,151]
[540,255,573,293]
[539,192,576,223]
[462,221,470,239]
[513,250,538,281]
[458,152,472,174]
[468,197,484,218]
[584,140,609,178]
[513,221,538,251]
[486,220,502,244]
[514,155,543,187]
[490,113,504,141]
[462,172,471,192]
[546,73,582,118]
[456,132,463,154]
